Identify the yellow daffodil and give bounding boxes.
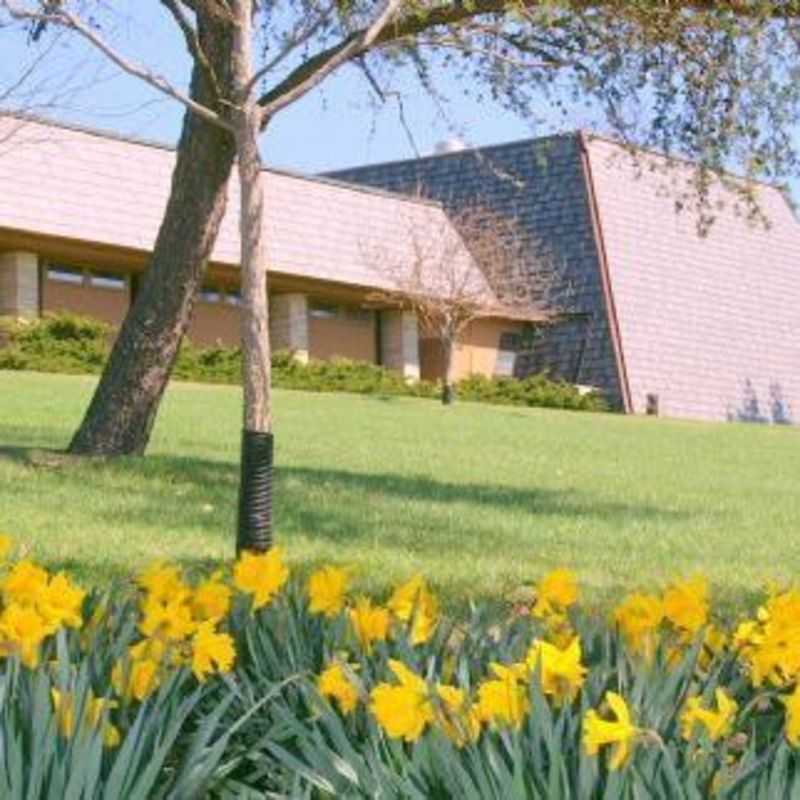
[0,534,13,561]
[476,662,530,729]
[614,593,663,661]
[112,657,160,702]
[51,688,120,748]
[2,560,49,606]
[388,575,439,645]
[370,659,434,742]
[0,602,50,667]
[233,548,289,610]
[191,573,232,623]
[681,688,738,742]
[191,621,236,682]
[525,636,587,705]
[37,573,85,633]
[532,568,579,618]
[51,688,75,738]
[349,596,390,653]
[136,562,190,605]
[434,684,482,746]
[736,590,800,687]
[307,566,349,618]
[318,662,359,714]
[662,577,708,637]
[583,691,639,770]
[139,596,196,641]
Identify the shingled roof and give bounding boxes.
[331,132,800,422]
[0,114,478,296]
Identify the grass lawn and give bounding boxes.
[2,369,799,615]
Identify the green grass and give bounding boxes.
[1,370,799,615]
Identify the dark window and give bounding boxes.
[47,265,84,285]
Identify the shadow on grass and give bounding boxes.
[1,445,690,540]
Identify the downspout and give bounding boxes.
[577,131,633,413]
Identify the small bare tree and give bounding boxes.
[369,204,554,405]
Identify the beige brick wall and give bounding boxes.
[310,314,376,363]
[42,278,129,327]
[420,318,523,381]
[188,301,240,347]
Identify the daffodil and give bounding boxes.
[191,621,236,682]
[307,566,349,618]
[370,659,434,741]
[51,688,120,748]
[583,691,639,770]
[434,684,482,746]
[614,593,663,661]
[387,575,439,645]
[233,549,289,609]
[136,562,190,605]
[139,596,196,641]
[532,568,579,618]
[349,596,390,652]
[662,577,708,637]
[0,534,13,560]
[0,602,50,667]
[525,636,586,705]
[37,573,85,632]
[318,662,359,714]
[476,662,530,729]
[681,688,738,742]
[2,560,49,606]
[112,657,161,702]
[191,573,232,623]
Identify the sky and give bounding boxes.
[0,5,613,175]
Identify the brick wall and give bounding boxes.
[309,314,376,363]
[42,277,129,327]
[328,136,623,407]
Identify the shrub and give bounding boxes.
[1,537,800,797]
[0,313,607,413]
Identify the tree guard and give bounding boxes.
[236,429,273,554]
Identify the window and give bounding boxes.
[309,301,338,320]
[309,301,372,323]
[47,265,84,285]
[494,331,520,377]
[89,270,126,290]
[200,285,221,303]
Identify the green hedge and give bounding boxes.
[0,313,607,412]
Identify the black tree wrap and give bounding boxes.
[237,429,273,554]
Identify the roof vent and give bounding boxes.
[434,137,467,155]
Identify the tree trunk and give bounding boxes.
[232,0,274,552]
[442,337,457,405]
[68,19,236,456]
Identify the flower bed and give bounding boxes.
[0,535,798,797]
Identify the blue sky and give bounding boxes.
[0,6,614,174]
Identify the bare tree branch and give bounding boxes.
[160,0,222,101]
[259,0,406,116]
[0,0,235,132]
[366,202,556,402]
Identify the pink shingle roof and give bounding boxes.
[0,115,475,294]
[587,136,800,422]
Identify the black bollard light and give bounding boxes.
[236,429,274,555]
